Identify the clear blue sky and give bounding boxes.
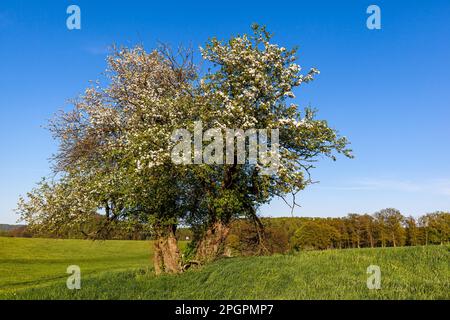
[1,0,449,224]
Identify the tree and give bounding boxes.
[291,220,340,250]
[346,214,363,248]
[17,178,99,238]
[360,214,375,248]
[18,46,198,274]
[405,216,419,246]
[18,25,352,271]
[420,212,450,245]
[190,24,352,262]
[374,208,405,247]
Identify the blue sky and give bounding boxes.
[0,0,449,224]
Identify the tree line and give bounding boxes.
[226,209,450,255]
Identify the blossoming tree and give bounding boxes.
[18,25,352,272]
[188,25,352,262]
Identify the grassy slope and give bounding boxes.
[0,237,153,292]
[0,237,448,300]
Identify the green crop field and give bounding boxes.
[0,237,449,300]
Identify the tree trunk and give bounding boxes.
[254,216,270,255]
[153,226,182,275]
[195,221,230,263]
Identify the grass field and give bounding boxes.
[0,237,449,299]
[0,237,153,292]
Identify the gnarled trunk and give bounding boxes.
[153,226,182,275]
[195,221,230,263]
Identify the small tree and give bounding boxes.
[291,220,340,250]
[374,208,405,247]
[420,212,450,245]
[405,216,419,246]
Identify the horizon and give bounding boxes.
[0,208,442,226]
[1,0,449,224]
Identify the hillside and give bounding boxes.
[0,224,24,232]
[0,237,448,300]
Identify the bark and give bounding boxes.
[194,221,231,263]
[153,226,182,275]
[253,215,269,255]
[153,241,164,275]
[368,232,374,248]
[392,232,397,247]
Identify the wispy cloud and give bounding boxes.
[83,45,111,56]
[357,179,422,192]
[320,178,450,196]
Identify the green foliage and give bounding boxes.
[291,220,340,250]
[191,25,352,230]
[419,212,450,245]
[374,208,406,247]
[17,46,198,241]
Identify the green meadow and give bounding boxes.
[0,237,449,300]
[0,237,153,292]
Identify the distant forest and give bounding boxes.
[2,209,449,254]
[227,210,450,255]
